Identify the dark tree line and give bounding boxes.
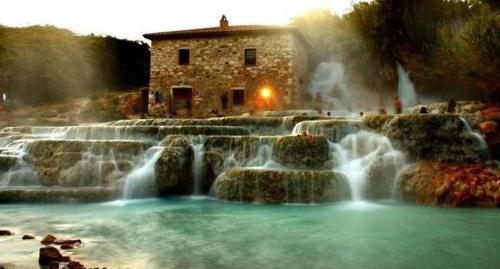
[291,0,499,102]
[0,25,150,106]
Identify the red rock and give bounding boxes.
[41,234,57,245]
[54,239,82,245]
[60,244,74,250]
[49,261,60,269]
[66,261,86,269]
[39,246,64,265]
[22,234,35,240]
[0,230,12,236]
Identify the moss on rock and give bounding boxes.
[214,168,350,203]
[272,135,330,169]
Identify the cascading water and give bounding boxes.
[330,131,406,200]
[397,63,418,107]
[0,140,40,186]
[459,117,490,160]
[246,138,284,169]
[309,61,349,111]
[191,138,205,195]
[122,146,164,199]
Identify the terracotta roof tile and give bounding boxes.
[144,25,311,48]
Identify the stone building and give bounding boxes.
[144,16,310,117]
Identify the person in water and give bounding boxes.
[419,106,428,114]
[447,98,457,113]
[394,96,402,114]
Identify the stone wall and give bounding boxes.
[149,32,308,117]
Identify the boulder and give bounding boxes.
[22,234,35,240]
[38,246,70,265]
[397,161,500,207]
[214,168,350,203]
[0,230,12,236]
[49,261,60,269]
[54,239,81,245]
[272,135,330,169]
[60,244,74,250]
[384,114,484,162]
[66,261,85,269]
[41,234,57,245]
[0,155,18,171]
[155,146,193,195]
[363,154,406,199]
[24,140,152,187]
[361,114,396,132]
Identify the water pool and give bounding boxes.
[1,198,499,269]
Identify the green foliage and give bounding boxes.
[292,0,499,101]
[0,25,149,106]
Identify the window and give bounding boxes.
[244,48,256,66]
[232,89,245,106]
[178,49,190,65]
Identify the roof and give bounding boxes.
[144,25,311,48]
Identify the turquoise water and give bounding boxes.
[1,198,499,269]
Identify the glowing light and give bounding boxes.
[260,88,271,99]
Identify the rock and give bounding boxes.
[0,230,12,236]
[155,146,193,195]
[272,135,330,168]
[361,115,396,132]
[24,140,153,186]
[384,114,484,162]
[215,168,350,203]
[54,239,81,245]
[397,161,500,207]
[479,121,497,134]
[22,234,35,240]
[49,261,60,269]
[39,246,70,265]
[157,125,250,137]
[66,261,86,269]
[364,154,406,199]
[0,155,18,171]
[0,187,119,203]
[41,234,57,245]
[60,244,74,250]
[293,119,365,142]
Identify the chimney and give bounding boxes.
[220,15,229,29]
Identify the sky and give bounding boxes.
[0,0,359,41]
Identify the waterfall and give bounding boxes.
[122,146,163,199]
[0,140,40,186]
[397,63,418,107]
[309,61,349,111]
[459,117,490,160]
[191,139,205,195]
[330,131,406,200]
[292,120,362,142]
[246,138,284,169]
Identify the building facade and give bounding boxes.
[144,16,310,117]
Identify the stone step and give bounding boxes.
[0,187,118,203]
[292,119,365,142]
[214,168,350,203]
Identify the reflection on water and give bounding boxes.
[0,199,499,269]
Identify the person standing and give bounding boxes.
[447,98,457,113]
[394,96,402,114]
